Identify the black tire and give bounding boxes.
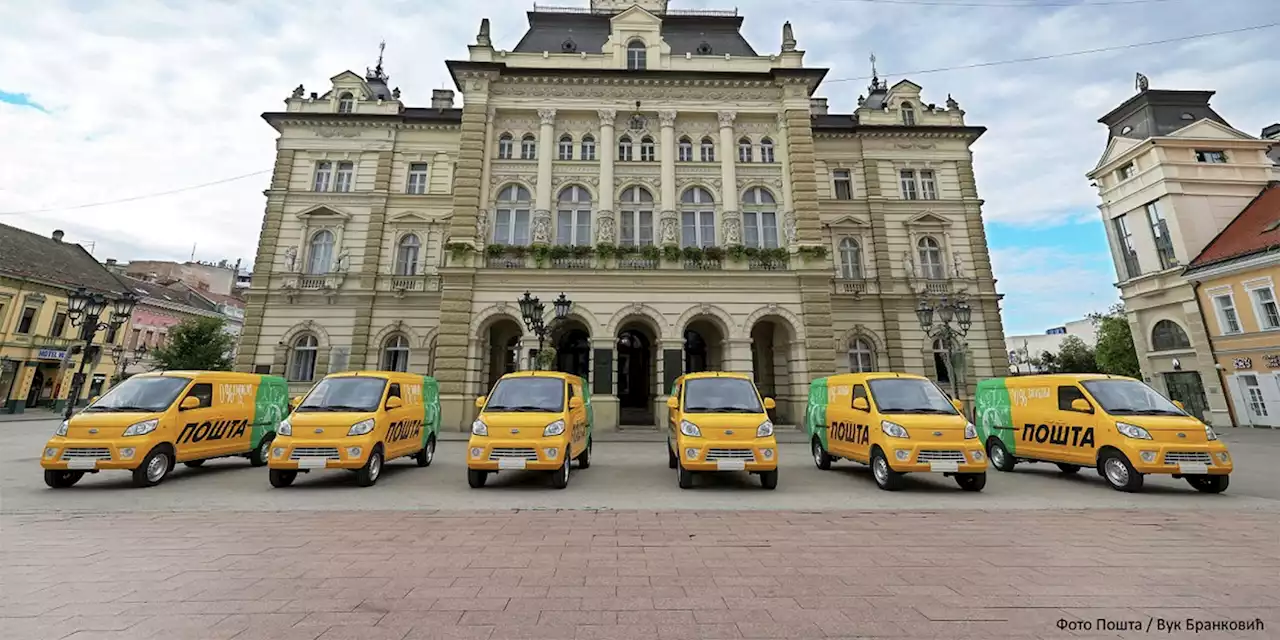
[759,468,778,490]
[987,438,1017,472]
[184,460,205,468]
[468,469,488,488]
[871,449,904,491]
[812,438,832,470]
[550,450,570,489]
[250,434,273,468]
[667,440,678,469]
[1099,451,1143,492]
[1187,474,1229,494]
[44,470,84,489]
[955,472,987,492]
[576,438,591,470]
[269,469,296,488]
[355,447,383,487]
[677,461,694,489]
[1056,463,1081,474]
[416,436,436,467]
[132,447,172,488]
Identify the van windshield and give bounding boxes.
[485,377,565,412]
[684,378,763,413]
[84,376,191,413]
[1081,379,1184,416]
[296,377,387,413]
[867,378,958,415]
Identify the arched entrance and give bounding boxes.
[750,317,798,424]
[552,320,591,381]
[26,368,45,407]
[683,317,725,373]
[483,317,524,393]
[617,323,655,425]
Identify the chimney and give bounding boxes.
[431,89,455,109]
[105,258,117,267]
[809,97,828,116]
[1263,123,1280,140]
[52,229,64,242]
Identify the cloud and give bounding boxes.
[990,244,1120,335]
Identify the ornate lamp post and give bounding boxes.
[517,291,573,371]
[63,289,137,420]
[110,342,149,382]
[916,295,972,411]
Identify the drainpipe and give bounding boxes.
[1191,280,1238,427]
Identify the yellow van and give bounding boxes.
[40,371,289,488]
[805,373,987,491]
[268,372,440,488]
[666,372,778,489]
[975,374,1232,493]
[467,371,593,489]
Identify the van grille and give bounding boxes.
[490,447,539,460]
[1163,451,1212,465]
[62,448,111,460]
[706,448,755,462]
[290,447,340,460]
[916,450,966,463]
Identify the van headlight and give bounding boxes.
[122,419,159,437]
[471,418,488,436]
[55,420,68,437]
[680,420,701,437]
[1204,424,1218,441]
[1115,422,1152,440]
[964,422,977,439]
[278,419,292,436]
[543,419,566,437]
[347,419,375,436]
[881,420,909,439]
[756,420,774,438]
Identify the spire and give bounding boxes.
[868,52,885,92]
[781,21,796,52]
[477,18,491,47]
[367,40,388,82]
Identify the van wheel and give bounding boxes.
[1056,463,1081,474]
[269,469,296,488]
[987,439,1017,472]
[44,470,84,489]
[132,447,172,488]
[183,460,205,468]
[871,449,904,491]
[550,450,571,490]
[812,438,832,470]
[667,440,678,469]
[759,469,778,490]
[955,472,986,492]
[576,438,591,470]
[250,435,273,467]
[677,461,694,489]
[1099,451,1143,492]
[1187,474,1229,494]
[468,469,488,488]
[416,436,436,467]
[355,448,383,487]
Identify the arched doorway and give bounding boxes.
[552,321,591,381]
[26,368,44,407]
[750,317,797,424]
[683,317,725,373]
[617,325,654,425]
[484,317,524,393]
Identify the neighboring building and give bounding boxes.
[112,259,243,296]
[236,0,1008,430]
[192,289,247,360]
[1005,317,1099,375]
[117,276,227,376]
[234,268,252,290]
[0,226,130,414]
[1183,182,1280,428]
[1264,123,1280,175]
[1086,86,1277,426]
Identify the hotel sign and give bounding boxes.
[36,348,66,361]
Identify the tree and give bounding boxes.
[1090,304,1142,378]
[148,316,235,371]
[1055,335,1101,373]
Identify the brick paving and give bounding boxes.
[1,509,1277,639]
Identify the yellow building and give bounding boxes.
[0,225,133,415]
[1183,182,1280,427]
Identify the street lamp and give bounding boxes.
[517,291,573,370]
[916,295,972,413]
[110,343,149,382]
[63,289,138,420]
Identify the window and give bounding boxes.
[556,185,592,246]
[1113,215,1140,279]
[130,328,141,349]
[333,161,354,192]
[395,234,420,276]
[1151,320,1191,351]
[290,334,319,381]
[760,138,775,163]
[381,335,410,372]
[626,40,646,70]
[917,237,945,280]
[497,133,514,160]
[639,136,656,162]
[680,187,716,248]
[387,383,402,400]
[839,238,862,279]
[619,186,655,246]
[16,307,36,334]
[520,134,537,160]
[47,311,67,337]
[1242,374,1268,418]
[899,169,918,200]
[581,135,596,161]
[900,102,916,126]
[918,169,938,200]
[185,383,214,409]
[1057,386,1089,412]
[1117,162,1136,181]
[852,384,869,406]
[406,163,429,194]
[1250,286,1280,330]
[307,230,335,274]
[738,137,752,163]
[1145,201,1176,270]
[337,92,354,114]
[848,338,875,372]
[700,137,715,162]
[618,135,634,162]
[557,134,574,160]
[1214,293,1242,334]
[832,169,853,200]
[493,184,533,245]
[741,187,778,249]
[1195,150,1227,164]
[313,161,333,192]
[932,338,952,383]
[677,136,693,162]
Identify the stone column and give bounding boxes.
[235,149,297,371]
[717,111,741,246]
[477,106,497,245]
[784,109,822,245]
[775,114,797,248]
[724,338,754,375]
[658,110,679,246]
[596,109,618,244]
[533,108,557,244]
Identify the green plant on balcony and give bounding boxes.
[727,246,750,262]
[681,246,704,262]
[549,245,572,260]
[662,245,683,262]
[703,246,726,262]
[532,245,552,267]
[571,245,594,259]
[446,242,477,261]
[796,245,829,261]
[615,244,638,258]
[760,247,790,264]
[485,244,507,257]
[640,245,661,261]
[595,243,618,259]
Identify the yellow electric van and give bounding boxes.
[666,372,778,489]
[467,371,593,489]
[805,372,988,491]
[268,372,440,487]
[40,371,289,488]
[975,374,1232,492]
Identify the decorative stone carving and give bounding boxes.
[537,108,557,125]
[392,87,400,99]
[721,210,742,246]
[658,110,678,127]
[952,252,965,279]
[476,210,489,243]
[283,246,297,272]
[782,211,797,247]
[476,18,491,47]
[334,249,351,272]
[532,210,552,244]
[717,111,737,128]
[781,22,796,52]
[596,210,616,244]
[659,211,679,245]
[597,108,617,124]
[902,251,916,279]
[291,84,305,98]
[314,127,359,138]
[946,94,959,110]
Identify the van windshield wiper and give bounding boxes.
[89,406,155,412]
[489,405,556,412]
[305,404,371,412]
[1115,408,1181,415]
[889,408,955,414]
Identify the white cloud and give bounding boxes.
[990,245,1120,334]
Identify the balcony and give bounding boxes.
[683,259,722,270]
[832,279,880,296]
[617,257,659,270]
[377,274,441,295]
[283,273,345,291]
[748,257,788,271]
[551,257,594,269]
[925,280,950,295]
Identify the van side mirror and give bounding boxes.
[289,396,301,409]
[951,399,964,413]
[475,396,486,409]
[852,397,870,412]
[1071,398,1093,413]
[569,397,583,410]
[180,396,201,410]
[385,396,404,410]
[90,396,100,405]
[763,397,776,410]
[666,396,679,409]
[1171,399,1185,411]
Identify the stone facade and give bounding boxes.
[236,1,1008,431]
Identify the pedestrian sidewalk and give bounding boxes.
[0,410,62,424]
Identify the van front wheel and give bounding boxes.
[355,448,383,487]
[955,472,986,492]
[44,470,84,488]
[576,438,591,470]
[1100,452,1143,492]
[871,450,904,491]
[132,447,172,488]
[468,469,488,488]
[987,439,1017,472]
[269,469,296,488]
[667,440,678,469]
[677,462,693,489]
[550,451,571,489]
[1187,474,1229,494]
[759,469,778,490]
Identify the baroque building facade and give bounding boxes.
[236,0,1008,431]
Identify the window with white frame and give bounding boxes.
[333,161,354,192]
[580,135,596,161]
[1213,292,1242,334]
[741,187,778,249]
[520,134,537,160]
[618,135,634,162]
[497,133,514,160]
[313,161,333,192]
[760,137,775,163]
[337,92,354,114]
[493,184,532,245]
[394,234,420,276]
[680,187,716,248]
[848,337,875,372]
[556,185,592,246]
[626,40,646,70]
[677,136,693,162]
[1250,285,1280,330]
[918,169,938,200]
[900,102,916,125]
[738,137,752,163]
[639,136,656,162]
[1145,201,1177,269]
[619,186,655,246]
[406,163,429,194]
[1195,150,1228,164]
[839,238,862,279]
[917,236,945,279]
[307,230,335,274]
[558,134,574,160]
[1113,215,1141,279]
[381,334,410,372]
[290,334,319,381]
[832,169,853,200]
[899,169,919,200]
[700,137,715,162]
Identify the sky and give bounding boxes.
[0,0,1276,336]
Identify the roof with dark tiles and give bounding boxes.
[1185,182,1280,273]
[118,275,221,314]
[0,223,131,295]
[511,10,756,57]
[1098,89,1231,142]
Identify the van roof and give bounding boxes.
[502,370,582,382]
[140,371,263,379]
[678,371,752,381]
[991,373,1129,383]
[828,371,926,382]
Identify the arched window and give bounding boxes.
[839,238,862,279]
[700,137,715,162]
[678,136,693,162]
[337,92,355,114]
[290,334,318,381]
[738,137,753,163]
[680,187,716,248]
[901,101,916,126]
[581,134,596,161]
[494,184,533,245]
[760,137,775,163]
[918,236,945,280]
[381,334,411,372]
[619,186,655,246]
[307,230,335,275]
[1152,319,1191,351]
[557,134,574,160]
[556,185,592,246]
[848,337,875,373]
[933,338,951,383]
[741,187,778,249]
[520,134,537,160]
[497,133,514,160]
[639,136,656,162]
[394,234,420,276]
[618,135,634,162]
[627,40,647,70]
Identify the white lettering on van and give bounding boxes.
[832,386,851,398]
[404,384,422,405]
[218,383,253,406]
[1010,387,1051,407]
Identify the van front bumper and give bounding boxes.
[676,438,778,472]
[40,438,155,471]
[267,436,377,470]
[467,437,569,471]
[1122,443,1233,475]
[883,442,988,473]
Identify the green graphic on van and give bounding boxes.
[806,378,830,450]
[975,378,1015,454]
[252,376,290,446]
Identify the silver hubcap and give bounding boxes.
[991,444,1006,467]
[873,456,888,484]
[147,454,168,482]
[369,454,381,480]
[813,442,823,467]
[563,456,570,480]
[1104,458,1128,487]
[426,440,435,463]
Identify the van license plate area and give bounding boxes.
[66,459,97,470]
[929,461,959,472]
[716,460,746,471]
[1178,462,1208,475]
[296,458,328,469]
[498,459,527,470]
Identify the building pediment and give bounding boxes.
[825,215,869,229]
[611,4,661,28]
[905,210,950,227]
[388,210,433,224]
[295,204,353,220]
[1091,136,1142,174]
[1167,118,1257,141]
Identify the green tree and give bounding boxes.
[1090,304,1142,378]
[1055,335,1101,373]
[148,316,235,371]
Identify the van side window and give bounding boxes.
[1058,385,1089,412]
[851,384,869,409]
[186,383,213,408]
[387,383,401,399]
[566,383,576,400]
